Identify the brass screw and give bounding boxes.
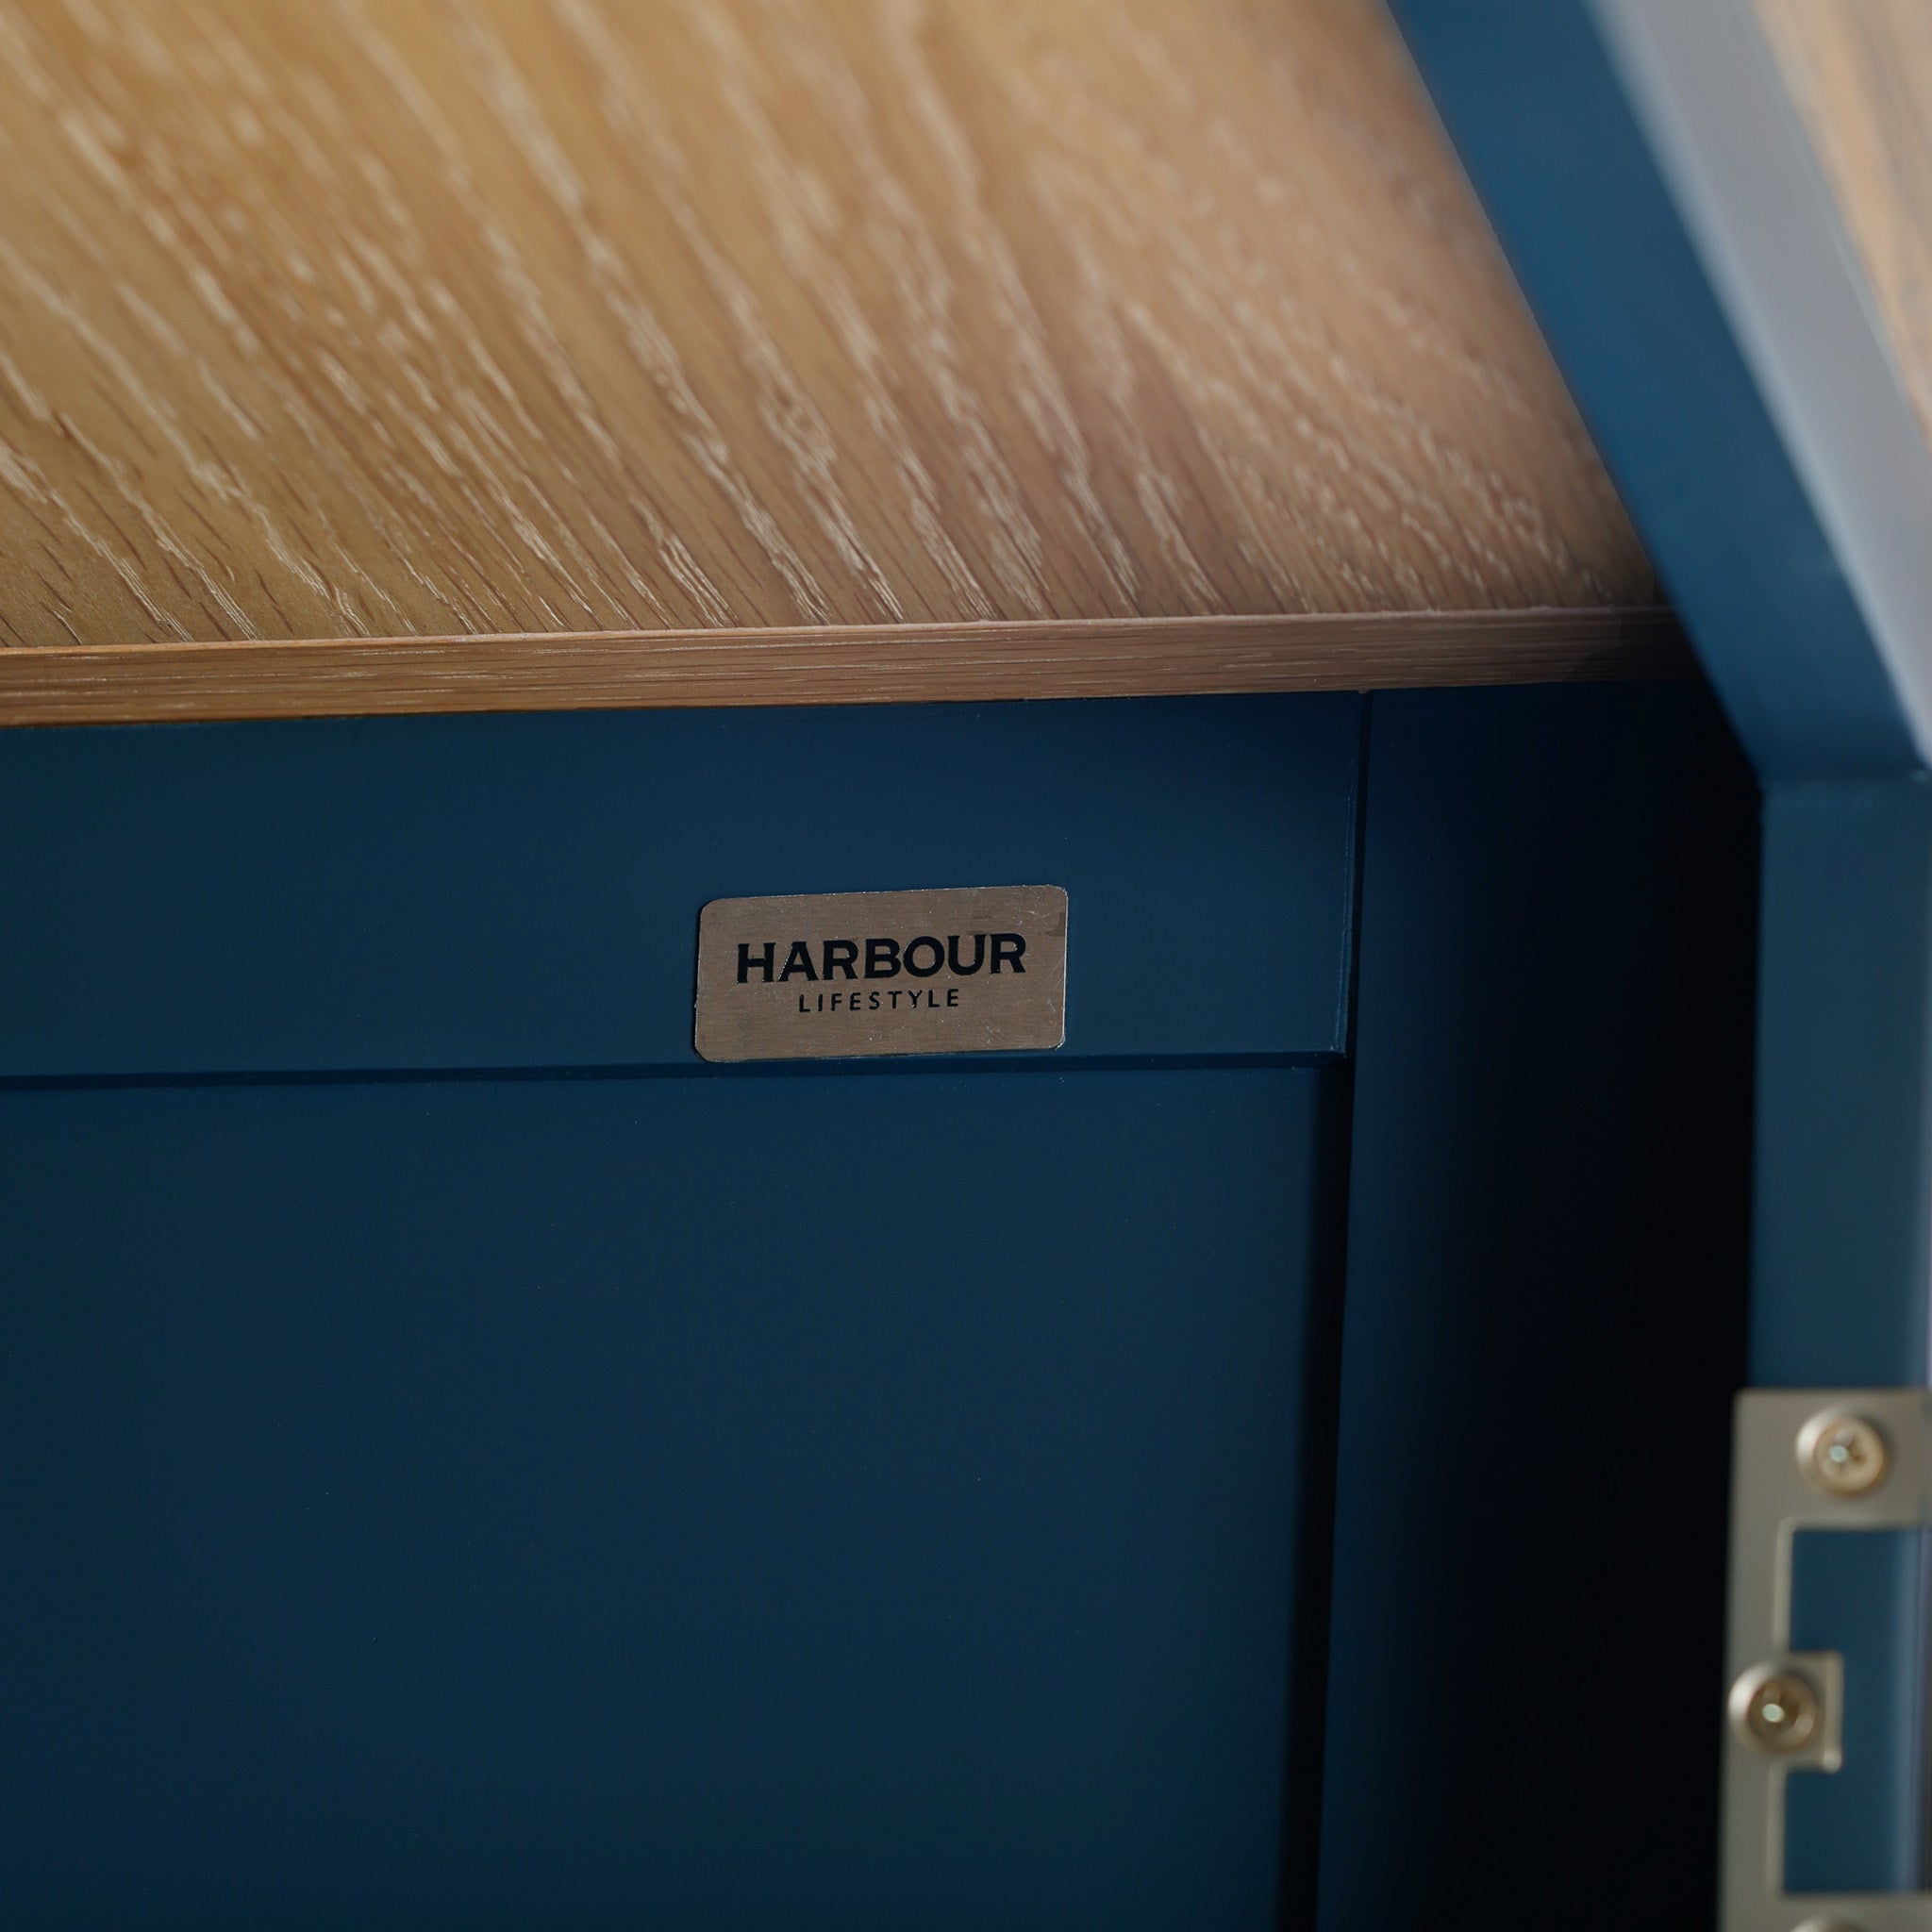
[1741,1671,1820,1754]
[1799,1412,1890,1498]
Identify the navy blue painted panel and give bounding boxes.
[1388,6,1932,1894]
[1789,1527,1932,1892]
[1753,779,1932,1387]
[1390,0,1917,783]
[0,696,1358,1078]
[1752,776,1932,1890]
[1,1062,1341,1930]
[1317,686,1757,1928]
[1387,2,1932,1887]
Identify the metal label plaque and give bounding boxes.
[694,885,1068,1063]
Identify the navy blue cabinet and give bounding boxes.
[0,687,1756,1927]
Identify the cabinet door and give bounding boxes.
[0,695,1359,1930]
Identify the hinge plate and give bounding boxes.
[1724,1389,1932,1932]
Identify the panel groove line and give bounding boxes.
[0,1051,1346,1097]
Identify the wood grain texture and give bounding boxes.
[0,609,1690,728]
[1755,0,1932,454]
[0,0,1656,716]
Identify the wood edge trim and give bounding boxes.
[0,608,1692,726]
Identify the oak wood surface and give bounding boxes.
[0,608,1691,728]
[1755,0,1932,457]
[0,0,1657,718]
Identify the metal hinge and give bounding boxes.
[1724,1389,1931,1932]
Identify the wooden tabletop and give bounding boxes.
[1755,1,1932,462]
[0,0,1671,724]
